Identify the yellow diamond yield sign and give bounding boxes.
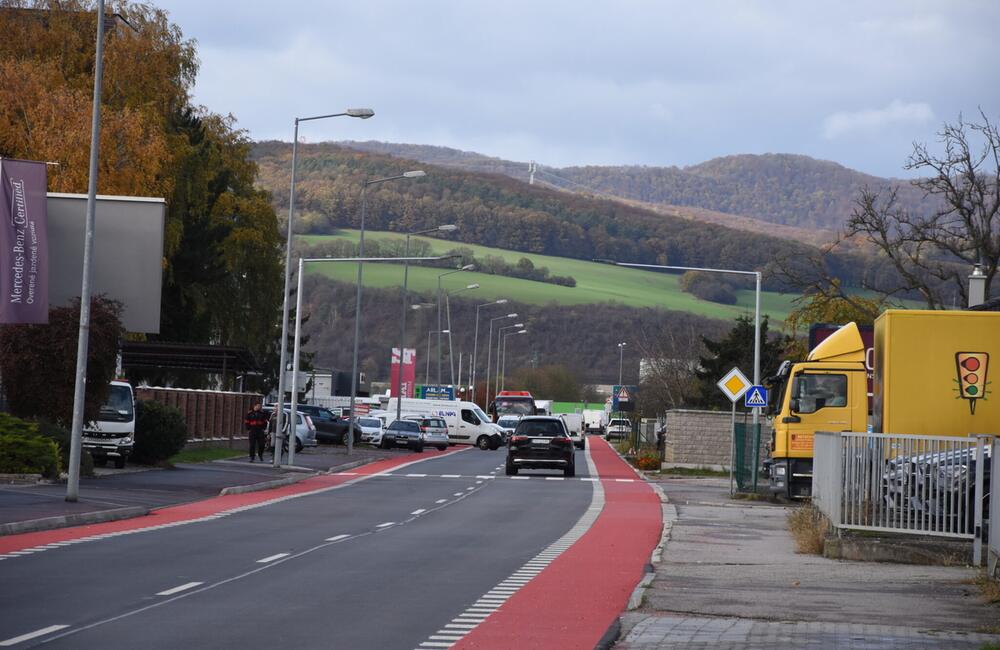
[717,367,751,403]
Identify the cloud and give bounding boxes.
[822,100,935,140]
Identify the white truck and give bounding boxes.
[583,409,608,435]
[385,398,505,450]
[559,412,586,449]
[82,380,136,468]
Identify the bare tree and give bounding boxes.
[847,111,1000,307]
[633,320,703,413]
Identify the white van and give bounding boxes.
[559,413,586,449]
[385,398,505,450]
[83,380,135,468]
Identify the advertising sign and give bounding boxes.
[420,385,455,400]
[390,347,417,398]
[0,159,48,324]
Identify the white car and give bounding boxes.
[606,417,631,441]
[496,415,521,442]
[358,416,385,446]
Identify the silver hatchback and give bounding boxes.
[406,415,450,451]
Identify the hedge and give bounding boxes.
[0,432,61,478]
[132,400,188,465]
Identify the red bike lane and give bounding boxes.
[0,448,461,555]
[454,436,662,649]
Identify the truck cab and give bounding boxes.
[767,323,868,498]
[83,380,136,468]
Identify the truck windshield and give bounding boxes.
[793,374,848,414]
[495,398,534,416]
[99,385,134,423]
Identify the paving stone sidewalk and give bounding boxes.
[617,477,1000,650]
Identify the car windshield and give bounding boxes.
[359,418,381,427]
[424,418,446,428]
[99,385,133,422]
[497,417,519,428]
[515,420,565,437]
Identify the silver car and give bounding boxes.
[406,415,449,451]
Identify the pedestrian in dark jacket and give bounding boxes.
[245,403,269,462]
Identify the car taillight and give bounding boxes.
[420,426,428,432]
[511,435,528,442]
[553,437,571,444]
[306,416,315,431]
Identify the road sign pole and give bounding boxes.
[729,400,736,496]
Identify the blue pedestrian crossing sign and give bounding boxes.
[744,385,768,408]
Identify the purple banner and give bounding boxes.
[0,159,48,324]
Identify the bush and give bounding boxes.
[636,452,661,471]
[36,419,94,477]
[132,400,188,465]
[679,271,739,305]
[0,432,61,478]
[0,412,38,437]
[787,504,830,554]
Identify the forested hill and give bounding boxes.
[338,141,932,232]
[251,141,851,288]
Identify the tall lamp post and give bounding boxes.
[501,329,528,391]
[617,341,627,385]
[426,329,449,385]
[273,107,374,469]
[394,225,458,425]
[445,283,480,386]
[495,322,525,397]
[484,313,518,409]
[436,265,474,384]
[346,170,426,456]
[472,299,508,406]
[284,254,450,467]
[599,259,762,425]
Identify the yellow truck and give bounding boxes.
[766,309,999,498]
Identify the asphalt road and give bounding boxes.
[0,446,601,649]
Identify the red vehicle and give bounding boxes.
[490,390,539,421]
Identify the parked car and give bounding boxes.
[382,419,424,452]
[278,404,348,444]
[505,416,575,477]
[263,407,317,453]
[606,417,632,441]
[356,417,384,447]
[405,415,449,451]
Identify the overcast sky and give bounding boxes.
[154,1,999,178]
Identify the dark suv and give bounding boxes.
[276,404,356,445]
[505,416,575,477]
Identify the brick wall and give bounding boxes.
[136,387,262,443]
[662,409,770,470]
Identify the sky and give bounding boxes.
[153,0,1000,178]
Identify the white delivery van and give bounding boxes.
[559,413,586,449]
[385,398,505,450]
[82,380,136,468]
[583,409,607,435]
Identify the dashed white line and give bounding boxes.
[616,478,634,482]
[155,582,203,596]
[325,534,350,542]
[453,492,463,496]
[545,477,564,481]
[376,522,395,528]
[435,499,448,504]
[411,509,426,515]
[406,473,427,477]
[441,474,461,478]
[510,476,529,480]
[465,487,475,491]
[256,553,289,564]
[0,625,70,647]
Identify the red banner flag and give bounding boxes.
[390,347,417,398]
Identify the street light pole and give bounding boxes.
[445,283,479,387]
[395,225,457,425]
[426,329,448,386]
[484,313,517,410]
[347,171,425,455]
[495,323,524,397]
[604,260,763,425]
[472,299,507,406]
[501,329,528,391]
[618,341,627,385]
[274,107,373,468]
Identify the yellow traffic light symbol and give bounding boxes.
[955,352,989,414]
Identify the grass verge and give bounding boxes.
[168,446,244,464]
[976,572,1000,605]
[787,504,829,554]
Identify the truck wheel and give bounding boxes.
[114,456,126,469]
[476,435,491,450]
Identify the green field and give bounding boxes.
[299,231,798,322]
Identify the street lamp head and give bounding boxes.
[437,224,458,232]
[403,170,426,178]
[507,313,518,318]
[513,323,524,328]
[618,341,627,347]
[460,264,475,271]
[466,283,480,290]
[346,108,375,119]
[441,329,450,334]
[496,299,508,304]
[517,330,527,334]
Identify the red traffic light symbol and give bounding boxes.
[961,357,981,372]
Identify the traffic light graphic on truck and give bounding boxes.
[955,352,989,414]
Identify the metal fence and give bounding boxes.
[814,431,994,565]
[732,422,762,493]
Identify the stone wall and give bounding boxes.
[662,409,770,470]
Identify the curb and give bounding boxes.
[0,506,150,537]
[218,473,317,496]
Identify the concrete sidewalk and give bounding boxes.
[0,444,406,535]
[617,477,1000,649]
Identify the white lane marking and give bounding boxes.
[616,478,634,482]
[510,476,529,480]
[429,635,463,641]
[435,499,448,504]
[0,625,70,647]
[416,442,606,650]
[475,481,483,485]
[545,477,564,481]
[441,474,461,478]
[581,477,598,481]
[419,643,454,648]
[376,522,395,528]
[453,492,463,496]
[406,473,427,477]
[411,509,426,515]
[465,487,475,491]
[155,582,203,596]
[325,534,350,542]
[256,553,289,563]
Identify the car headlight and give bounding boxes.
[775,465,786,476]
